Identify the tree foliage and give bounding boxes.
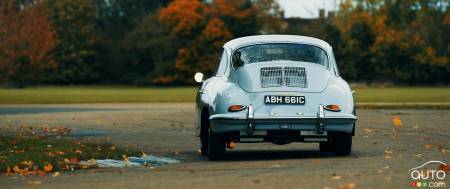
[0,0,56,86]
[157,0,284,84]
[331,0,450,84]
[0,0,448,86]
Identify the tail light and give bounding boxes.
[323,104,341,112]
[228,105,247,112]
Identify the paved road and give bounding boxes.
[0,104,449,189]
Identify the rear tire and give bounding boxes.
[200,134,208,155]
[319,142,333,152]
[331,133,352,156]
[207,128,226,160]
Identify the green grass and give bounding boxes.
[0,86,197,104]
[353,87,450,103]
[0,86,449,105]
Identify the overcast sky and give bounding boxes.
[277,0,341,18]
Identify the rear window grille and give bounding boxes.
[260,67,307,88]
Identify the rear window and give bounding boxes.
[232,43,328,68]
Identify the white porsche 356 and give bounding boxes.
[195,35,357,160]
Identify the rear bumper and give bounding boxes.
[209,117,356,133]
[209,105,357,135]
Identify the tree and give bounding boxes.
[157,0,286,84]
[46,0,101,84]
[0,0,56,86]
[331,0,449,84]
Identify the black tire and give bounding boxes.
[200,134,208,155]
[319,142,333,152]
[200,110,209,155]
[207,128,226,160]
[331,133,352,156]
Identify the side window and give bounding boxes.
[215,49,228,76]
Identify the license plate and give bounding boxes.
[264,95,305,105]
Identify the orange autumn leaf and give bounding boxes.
[69,157,79,163]
[13,165,21,173]
[43,163,53,172]
[392,116,403,128]
[439,164,450,172]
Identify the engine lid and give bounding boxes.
[235,61,331,93]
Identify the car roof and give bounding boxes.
[223,35,332,52]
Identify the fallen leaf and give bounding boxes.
[391,128,397,140]
[384,149,393,159]
[439,164,450,172]
[384,150,393,155]
[13,165,21,173]
[22,161,33,167]
[392,116,403,128]
[27,180,42,185]
[331,175,342,180]
[424,144,432,150]
[69,157,79,163]
[43,163,53,172]
[363,128,373,133]
[338,182,357,189]
[47,152,55,157]
[52,172,60,177]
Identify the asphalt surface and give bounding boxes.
[0,103,448,189]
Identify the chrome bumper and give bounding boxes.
[209,105,357,134]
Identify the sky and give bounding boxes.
[277,0,341,18]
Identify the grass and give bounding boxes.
[0,86,197,104]
[0,86,449,105]
[0,131,140,174]
[353,87,450,103]
[0,124,141,175]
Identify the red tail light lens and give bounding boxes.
[228,105,247,112]
[323,104,341,112]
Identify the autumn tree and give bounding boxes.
[331,0,449,84]
[0,0,56,86]
[157,0,285,84]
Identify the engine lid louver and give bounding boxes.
[260,67,307,88]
